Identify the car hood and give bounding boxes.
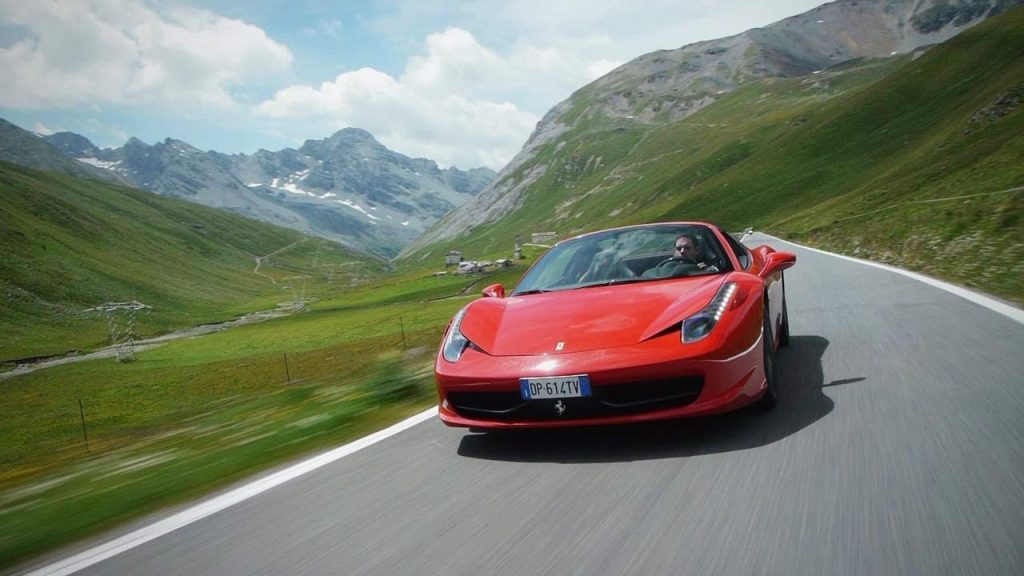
[460,276,726,356]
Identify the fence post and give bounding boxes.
[79,399,90,452]
[283,353,292,383]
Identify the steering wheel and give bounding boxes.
[648,257,701,279]
[653,257,681,271]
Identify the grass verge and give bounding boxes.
[0,263,525,570]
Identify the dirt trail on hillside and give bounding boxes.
[3,239,315,381]
[253,239,308,285]
[0,307,295,381]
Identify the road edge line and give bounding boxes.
[24,407,438,576]
[757,233,1024,325]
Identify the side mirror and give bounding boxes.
[759,251,796,279]
[482,283,505,298]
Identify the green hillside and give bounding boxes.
[0,162,383,361]
[402,8,1024,302]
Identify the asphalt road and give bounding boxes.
[21,234,1024,575]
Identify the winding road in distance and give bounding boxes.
[16,233,1024,576]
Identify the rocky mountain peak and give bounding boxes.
[330,127,376,143]
[301,127,381,157]
[124,137,149,149]
[2,118,495,257]
[42,132,98,158]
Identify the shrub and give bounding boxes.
[356,350,430,403]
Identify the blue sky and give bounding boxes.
[0,0,823,170]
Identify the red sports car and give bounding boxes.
[435,222,796,429]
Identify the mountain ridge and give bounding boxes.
[55,127,495,257]
[0,119,495,258]
[402,0,1022,256]
[0,119,128,185]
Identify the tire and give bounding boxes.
[756,304,778,411]
[779,273,790,348]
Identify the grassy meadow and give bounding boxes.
[0,161,386,362]
[0,257,527,569]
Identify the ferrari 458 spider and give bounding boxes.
[435,222,796,428]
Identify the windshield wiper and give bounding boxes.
[511,289,552,296]
[571,278,648,290]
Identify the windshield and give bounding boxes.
[512,224,732,295]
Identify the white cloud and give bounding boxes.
[260,29,548,168]
[405,27,621,109]
[258,59,537,170]
[403,28,503,95]
[31,121,59,135]
[256,27,620,170]
[78,118,130,149]
[0,0,292,109]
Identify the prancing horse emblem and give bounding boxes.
[554,400,566,416]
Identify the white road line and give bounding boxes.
[756,233,1024,325]
[25,407,438,576]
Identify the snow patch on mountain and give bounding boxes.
[76,157,121,170]
[269,177,316,197]
[336,199,380,221]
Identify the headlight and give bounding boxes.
[682,282,737,343]
[442,308,471,362]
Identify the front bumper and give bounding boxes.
[436,331,767,429]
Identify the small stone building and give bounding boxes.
[445,250,463,266]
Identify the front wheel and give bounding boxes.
[756,305,777,410]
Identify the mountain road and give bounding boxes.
[17,233,1024,576]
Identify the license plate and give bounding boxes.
[519,375,591,400]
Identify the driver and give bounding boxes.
[674,234,707,268]
[642,234,714,278]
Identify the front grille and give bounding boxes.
[448,390,521,414]
[447,377,703,421]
